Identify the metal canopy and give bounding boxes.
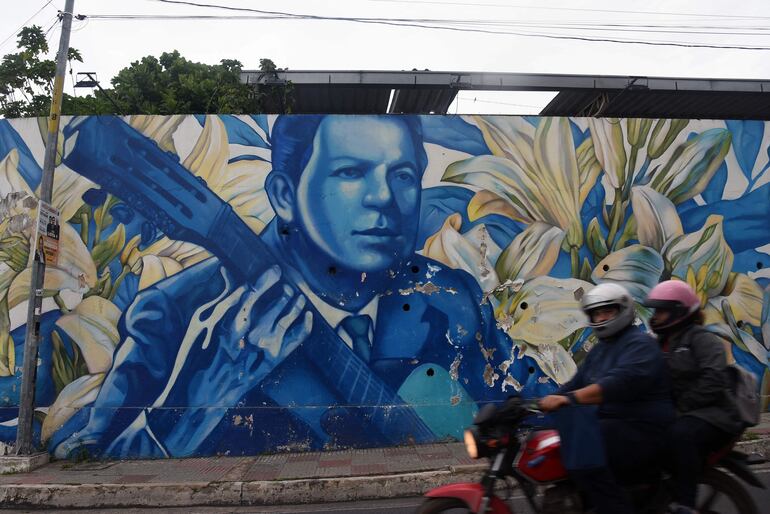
[240,70,770,119]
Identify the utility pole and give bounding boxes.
[15,0,75,456]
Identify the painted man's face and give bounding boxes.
[294,117,423,272]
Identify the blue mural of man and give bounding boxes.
[53,115,553,458]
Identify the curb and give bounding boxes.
[0,465,486,509]
[0,439,766,510]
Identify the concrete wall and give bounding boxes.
[0,114,767,458]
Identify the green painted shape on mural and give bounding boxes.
[397,363,478,440]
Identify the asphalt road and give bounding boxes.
[16,466,770,514]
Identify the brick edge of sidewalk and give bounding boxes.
[0,438,766,510]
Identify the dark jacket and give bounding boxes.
[560,325,675,429]
[664,325,743,435]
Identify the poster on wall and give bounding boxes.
[33,201,60,267]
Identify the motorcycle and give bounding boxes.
[418,397,765,514]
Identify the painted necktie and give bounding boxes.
[340,314,373,363]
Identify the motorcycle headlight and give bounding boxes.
[464,428,479,459]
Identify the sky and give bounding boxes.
[2,0,770,114]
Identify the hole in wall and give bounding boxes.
[402,303,411,311]
[411,265,420,274]
[528,366,535,374]
[426,368,435,377]
[520,302,528,310]
[602,264,610,272]
[328,266,337,275]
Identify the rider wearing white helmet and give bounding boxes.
[540,283,675,514]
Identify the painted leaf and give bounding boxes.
[41,373,104,444]
[495,222,564,283]
[665,215,733,300]
[47,164,95,224]
[762,285,770,350]
[649,128,732,204]
[588,118,627,189]
[55,296,121,374]
[631,185,684,251]
[720,299,768,363]
[592,244,665,303]
[0,297,13,377]
[92,224,126,272]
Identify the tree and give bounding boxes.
[0,26,292,117]
[0,25,82,118]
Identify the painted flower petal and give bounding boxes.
[496,222,564,283]
[0,149,34,197]
[522,342,577,386]
[664,215,733,300]
[129,115,185,154]
[41,373,104,444]
[708,273,764,327]
[592,244,665,303]
[55,296,121,374]
[472,116,537,173]
[7,223,97,309]
[444,155,545,224]
[626,118,653,149]
[631,185,684,251]
[649,128,732,204]
[137,255,184,290]
[47,164,95,223]
[719,299,768,364]
[588,118,627,190]
[221,159,274,234]
[420,213,499,291]
[182,115,229,190]
[533,117,583,248]
[500,276,593,346]
[647,119,689,160]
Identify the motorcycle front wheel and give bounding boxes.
[416,497,473,513]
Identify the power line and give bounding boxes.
[0,0,56,52]
[82,10,770,50]
[364,0,770,21]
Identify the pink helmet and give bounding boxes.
[643,280,700,332]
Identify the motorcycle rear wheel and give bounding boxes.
[693,468,759,514]
[417,497,472,513]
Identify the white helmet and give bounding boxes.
[581,283,635,338]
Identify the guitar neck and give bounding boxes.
[62,115,435,444]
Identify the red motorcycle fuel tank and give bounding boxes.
[517,429,568,482]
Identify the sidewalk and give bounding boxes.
[0,414,768,510]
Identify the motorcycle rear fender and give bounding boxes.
[719,451,766,489]
[425,482,512,513]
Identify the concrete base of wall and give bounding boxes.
[0,452,49,475]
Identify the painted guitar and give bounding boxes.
[62,116,439,445]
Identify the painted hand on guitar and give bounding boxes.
[193,265,314,406]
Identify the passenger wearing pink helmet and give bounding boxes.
[644,280,743,514]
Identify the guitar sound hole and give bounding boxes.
[426,368,435,377]
[402,303,410,311]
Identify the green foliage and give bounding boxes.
[51,330,88,396]
[1,25,290,117]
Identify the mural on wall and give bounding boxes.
[0,113,768,458]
